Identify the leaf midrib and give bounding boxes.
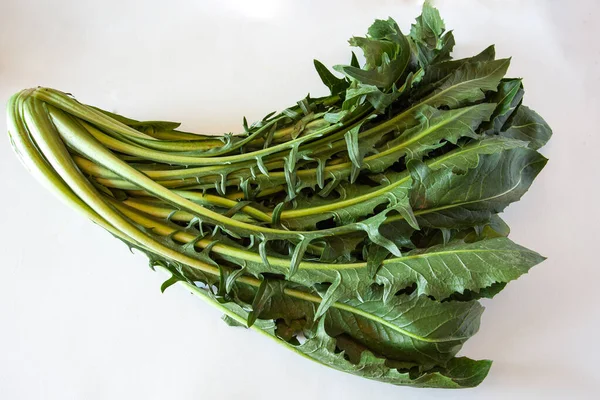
[112,199,535,275]
[281,137,500,219]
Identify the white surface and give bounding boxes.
[1,0,598,398]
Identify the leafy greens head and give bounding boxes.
[6,2,551,389]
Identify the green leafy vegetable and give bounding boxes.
[6,2,551,389]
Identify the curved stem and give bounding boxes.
[34,87,358,167]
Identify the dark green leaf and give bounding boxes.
[501,105,552,149]
[314,59,349,95]
[482,78,524,134]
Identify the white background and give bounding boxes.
[1,0,598,398]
